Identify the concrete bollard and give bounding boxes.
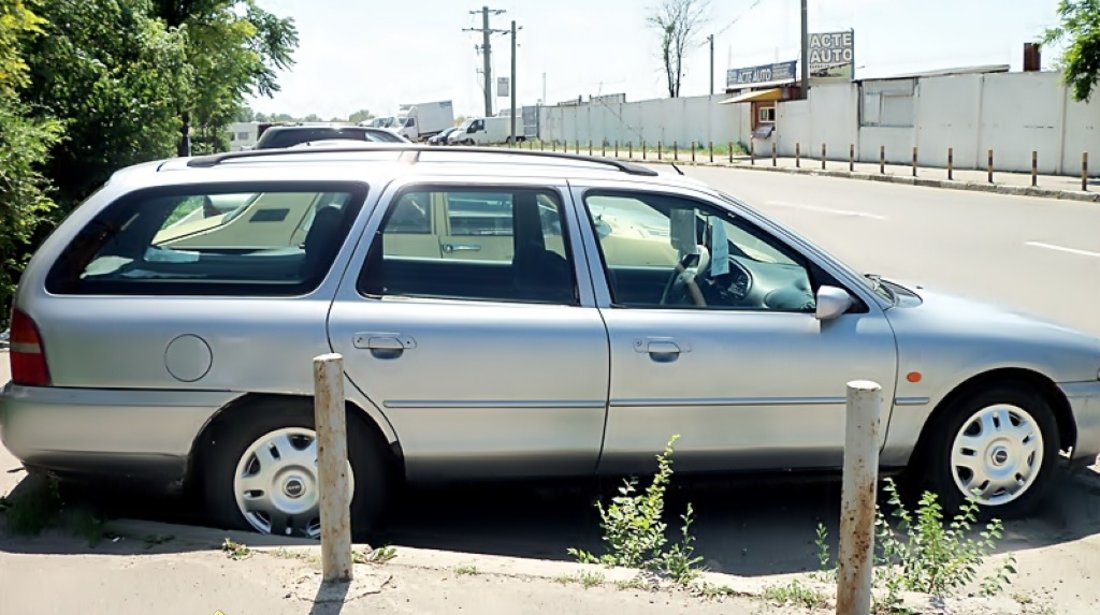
[849,144,854,172]
[879,145,885,174]
[1083,152,1089,191]
[988,149,994,183]
[1032,151,1038,187]
[314,353,353,584]
[796,142,801,168]
[835,380,883,615]
[947,147,953,180]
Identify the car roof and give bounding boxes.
[129,146,714,193]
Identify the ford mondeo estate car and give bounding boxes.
[3,146,1100,539]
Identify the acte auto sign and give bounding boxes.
[809,30,854,81]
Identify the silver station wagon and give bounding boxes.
[3,146,1100,539]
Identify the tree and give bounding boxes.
[348,109,374,124]
[1044,0,1100,102]
[302,113,322,122]
[0,0,62,319]
[647,0,708,98]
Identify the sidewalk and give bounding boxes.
[522,143,1100,202]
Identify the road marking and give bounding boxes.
[1025,241,1100,258]
[765,200,889,221]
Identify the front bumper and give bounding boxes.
[1060,381,1100,464]
[0,383,235,483]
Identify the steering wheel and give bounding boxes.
[659,246,710,307]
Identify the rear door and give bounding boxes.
[327,177,610,479]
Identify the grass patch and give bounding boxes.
[453,564,479,576]
[221,538,252,560]
[694,582,741,600]
[353,545,397,564]
[613,575,655,592]
[761,580,829,610]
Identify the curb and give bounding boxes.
[603,155,1100,203]
[104,518,1022,613]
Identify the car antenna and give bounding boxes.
[670,163,685,176]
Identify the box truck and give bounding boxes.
[393,100,455,141]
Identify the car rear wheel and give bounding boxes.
[921,385,1058,518]
[201,399,390,540]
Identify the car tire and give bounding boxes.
[201,398,391,541]
[919,384,1058,519]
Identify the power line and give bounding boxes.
[710,0,764,41]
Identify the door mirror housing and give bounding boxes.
[815,285,853,321]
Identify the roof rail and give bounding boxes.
[185,145,659,177]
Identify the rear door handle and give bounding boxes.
[646,341,681,354]
[634,337,690,362]
[353,333,417,351]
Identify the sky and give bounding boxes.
[249,0,1065,120]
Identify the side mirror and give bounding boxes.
[815,285,853,321]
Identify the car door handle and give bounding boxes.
[634,337,690,362]
[442,243,481,253]
[353,333,417,353]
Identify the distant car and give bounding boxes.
[254,125,408,149]
[428,127,460,146]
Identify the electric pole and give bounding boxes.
[708,34,715,96]
[463,6,506,117]
[800,0,809,98]
[510,20,517,144]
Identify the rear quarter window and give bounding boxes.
[46,182,367,296]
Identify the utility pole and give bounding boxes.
[510,20,517,144]
[463,6,506,117]
[800,0,809,98]
[708,34,715,96]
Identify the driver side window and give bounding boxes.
[583,191,816,311]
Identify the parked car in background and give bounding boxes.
[4,146,1100,543]
[255,125,408,149]
[447,116,516,146]
[428,126,460,146]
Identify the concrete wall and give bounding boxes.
[539,94,750,148]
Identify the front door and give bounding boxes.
[328,181,609,479]
[575,187,897,474]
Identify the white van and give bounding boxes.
[447,116,516,146]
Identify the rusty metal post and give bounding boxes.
[796,142,801,168]
[658,141,663,160]
[588,140,593,156]
[849,143,854,172]
[601,140,605,156]
[673,142,678,161]
[879,145,885,174]
[642,141,647,160]
[1084,152,1090,191]
[691,141,696,162]
[821,143,826,170]
[835,380,882,615]
[947,147,953,180]
[912,147,918,177]
[988,149,994,183]
[629,141,633,158]
[771,141,777,166]
[1031,150,1038,187]
[614,140,619,157]
[314,353,353,583]
[709,141,714,163]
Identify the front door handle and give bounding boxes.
[634,337,690,363]
[646,341,681,354]
[442,243,481,253]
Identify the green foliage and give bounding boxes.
[221,537,252,560]
[353,545,397,564]
[452,564,479,576]
[568,435,704,585]
[815,479,1016,608]
[1044,0,1100,101]
[761,579,829,610]
[555,571,605,589]
[348,109,374,124]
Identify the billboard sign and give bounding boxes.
[809,30,854,81]
[497,77,510,97]
[726,60,797,88]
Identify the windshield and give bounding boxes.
[715,191,896,304]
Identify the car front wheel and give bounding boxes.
[201,399,390,540]
[921,385,1058,518]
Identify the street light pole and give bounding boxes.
[800,0,809,98]
[510,20,517,145]
[708,34,715,96]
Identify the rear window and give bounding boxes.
[46,183,366,296]
[256,128,371,149]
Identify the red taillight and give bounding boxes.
[10,308,50,386]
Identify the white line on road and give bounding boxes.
[1025,241,1100,258]
[765,200,889,221]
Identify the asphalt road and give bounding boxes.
[683,166,1100,337]
[3,170,1100,604]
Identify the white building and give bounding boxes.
[226,122,260,151]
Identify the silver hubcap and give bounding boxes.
[950,404,1043,506]
[233,427,354,539]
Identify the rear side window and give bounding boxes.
[46,183,366,296]
[256,128,368,149]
